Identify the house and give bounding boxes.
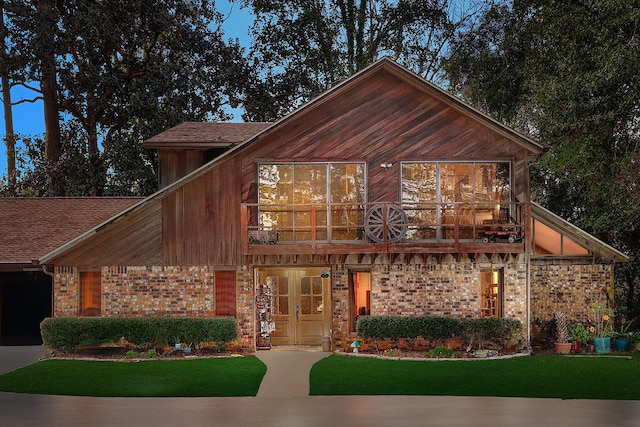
[0,197,141,344]
[38,59,628,351]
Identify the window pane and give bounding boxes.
[402,163,437,239]
[331,164,365,240]
[293,164,327,241]
[312,277,322,295]
[259,164,293,239]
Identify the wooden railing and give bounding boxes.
[241,202,527,254]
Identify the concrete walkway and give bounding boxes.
[1,346,640,427]
[255,347,328,397]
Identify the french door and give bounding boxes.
[258,268,330,346]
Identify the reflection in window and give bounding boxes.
[533,219,590,255]
[258,163,365,242]
[401,162,510,240]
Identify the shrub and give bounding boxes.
[357,315,523,352]
[427,345,452,358]
[40,317,238,352]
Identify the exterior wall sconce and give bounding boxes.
[381,162,393,170]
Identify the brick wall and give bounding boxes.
[53,261,612,352]
[530,263,612,341]
[331,258,529,350]
[53,265,254,351]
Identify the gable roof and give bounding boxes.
[40,58,546,265]
[0,197,142,270]
[143,122,272,150]
[531,202,629,262]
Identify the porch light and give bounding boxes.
[380,162,393,170]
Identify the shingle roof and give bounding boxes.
[0,197,142,266]
[143,122,272,149]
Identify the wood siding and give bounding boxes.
[162,156,243,265]
[49,202,162,268]
[240,69,530,205]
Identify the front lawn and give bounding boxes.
[309,354,640,400]
[0,356,266,397]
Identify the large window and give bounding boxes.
[80,271,101,316]
[401,162,510,240]
[258,162,366,242]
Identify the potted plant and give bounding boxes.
[554,312,572,354]
[590,303,614,354]
[183,342,193,354]
[567,322,589,353]
[614,317,635,351]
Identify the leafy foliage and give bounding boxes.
[40,316,238,351]
[241,0,488,120]
[444,0,640,318]
[2,0,247,196]
[356,315,522,351]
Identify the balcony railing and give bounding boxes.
[241,202,527,254]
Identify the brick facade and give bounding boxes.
[52,261,611,352]
[530,263,612,341]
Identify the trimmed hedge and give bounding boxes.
[40,317,238,351]
[356,315,523,351]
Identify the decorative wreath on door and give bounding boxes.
[364,204,408,243]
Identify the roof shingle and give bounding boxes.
[143,122,271,148]
[0,197,141,265]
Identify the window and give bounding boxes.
[258,162,366,242]
[401,162,510,240]
[215,270,236,317]
[481,268,502,318]
[349,271,371,332]
[533,219,590,256]
[80,271,101,316]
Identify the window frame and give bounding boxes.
[257,161,367,243]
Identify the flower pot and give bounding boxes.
[593,337,611,354]
[570,341,582,353]
[614,338,629,351]
[554,342,572,354]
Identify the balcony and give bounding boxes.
[241,202,527,256]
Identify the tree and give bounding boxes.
[444,0,640,319]
[2,0,247,196]
[0,1,17,195]
[240,0,490,121]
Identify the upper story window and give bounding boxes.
[258,162,366,242]
[401,162,511,241]
[532,219,590,256]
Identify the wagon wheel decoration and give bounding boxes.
[364,204,408,243]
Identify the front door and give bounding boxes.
[258,267,330,346]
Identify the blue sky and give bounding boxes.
[0,1,253,178]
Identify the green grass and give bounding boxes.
[310,354,640,400]
[0,356,266,397]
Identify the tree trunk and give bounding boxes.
[0,2,16,195]
[36,0,62,174]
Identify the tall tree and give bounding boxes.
[241,0,489,121]
[3,0,246,196]
[444,0,640,319]
[0,1,17,195]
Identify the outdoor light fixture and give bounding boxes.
[380,162,393,169]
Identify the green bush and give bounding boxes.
[356,315,523,351]
[40,317,238,352]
